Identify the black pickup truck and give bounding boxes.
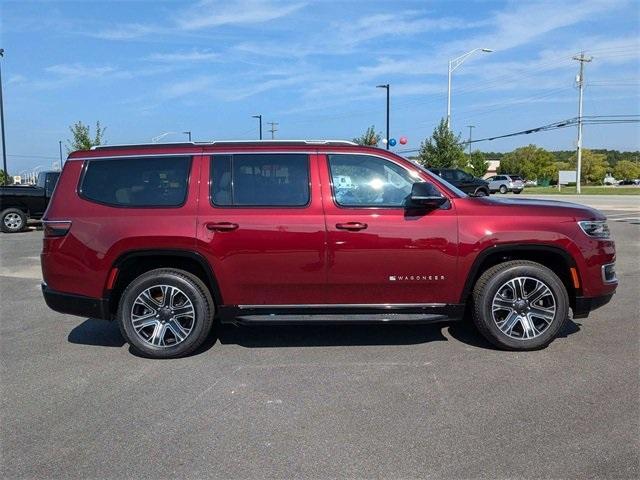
[0,171,60,233]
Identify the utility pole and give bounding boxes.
[573,51,592,194]
[267,122,278,140]
[376,84,390,150]
[59,141,63,166]
[466,125,475,158]
[0,48,7,185]
[252,115,263,140]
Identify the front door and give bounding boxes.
[196,152,327,306]
[320,153,459,305]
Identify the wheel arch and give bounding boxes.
[108,249,223,316]
[461,244,580,309]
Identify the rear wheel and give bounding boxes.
[472,260,569,350]
[474,188,489,197]
[117,268,215,358]
[1,208,27,233]
[499,185,508,194]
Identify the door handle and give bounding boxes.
[335,222,368,231]
[206,222,239,232]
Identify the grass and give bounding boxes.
[523,185,640,195]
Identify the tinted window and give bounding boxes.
[211,154,309,207]
[81,156,190,207]
[329,154,417,207]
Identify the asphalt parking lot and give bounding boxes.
[1,198,639,479]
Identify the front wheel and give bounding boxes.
[499,185,508,194]
[472,260,569,350]
[117,268,215,358]
[474,188,489,197]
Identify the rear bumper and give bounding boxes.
[41,283,111,320]
[573,294,614,319]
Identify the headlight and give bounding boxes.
[578,220,610,239]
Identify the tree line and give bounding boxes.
[354,119,640,183]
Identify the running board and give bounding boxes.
[217,304,465,325]
[233,313,451,325]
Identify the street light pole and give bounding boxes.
[376,84,390,150]
[0,48,7,185]
[446,48,493,130]
[183,131,192,141]
[59,140,63,166]
[252,115,262,140]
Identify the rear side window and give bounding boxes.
[80,156,191,207]
[211,154,309,207]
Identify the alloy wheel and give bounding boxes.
[491,276,556,340]
[130,284,196,347]
[4,213,23,230]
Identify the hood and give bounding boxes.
[471,196,605,220]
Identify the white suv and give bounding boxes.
[486,175,524,194]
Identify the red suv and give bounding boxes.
[41,141,617,358]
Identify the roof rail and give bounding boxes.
[90,139,358,150]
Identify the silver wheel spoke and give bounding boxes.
[529,306,555,323]
[172,305,194,317]
[497,311,520,335]
[527,282,550,304]
[519,315,539,339]
[167,320,188,342]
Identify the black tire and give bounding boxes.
[474,188,489,197]
[117,268,215,359]
[472,260,569,350]
[513,190,522,194]
[1,208,27,233]
[499,185,508,194]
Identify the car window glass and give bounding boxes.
[36,173,47,188]
[81,156,190,207]
[211,154,309,207]
[328,154,416,207]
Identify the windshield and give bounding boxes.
[413,163,468,198]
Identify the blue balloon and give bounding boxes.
[389,138,397,146]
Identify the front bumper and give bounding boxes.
[573,294,614,319]
[42,283,111,320]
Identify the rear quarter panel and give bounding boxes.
[41,156,202,298]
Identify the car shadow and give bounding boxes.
[216,322,450,348]
[67,317,582,355]
[68,318,126,347]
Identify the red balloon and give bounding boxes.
[399,136,408,145]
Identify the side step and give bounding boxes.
[232,313,452,325]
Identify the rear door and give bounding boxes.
[196,151,327,306]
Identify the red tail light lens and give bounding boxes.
[43,220,72,237]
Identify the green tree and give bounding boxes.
[570,149,608,184]
[613,160,640,181]
[67,121,105,152]
[0,169,13,185]
[352,125,381,146]
[417,118,466,168]
[468,150,489,177]
[498,144,555,180]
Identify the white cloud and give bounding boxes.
[147,50,220,63]
[45,64,119,78]
[177,0,305,30]
[91,23,159,40]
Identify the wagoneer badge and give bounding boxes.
[389,275,446,281]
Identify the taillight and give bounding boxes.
[43,220,72,237]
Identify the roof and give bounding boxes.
[90,140,358,151]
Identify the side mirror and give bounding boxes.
[408,182,447,208]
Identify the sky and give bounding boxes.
[0,0,638,173]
